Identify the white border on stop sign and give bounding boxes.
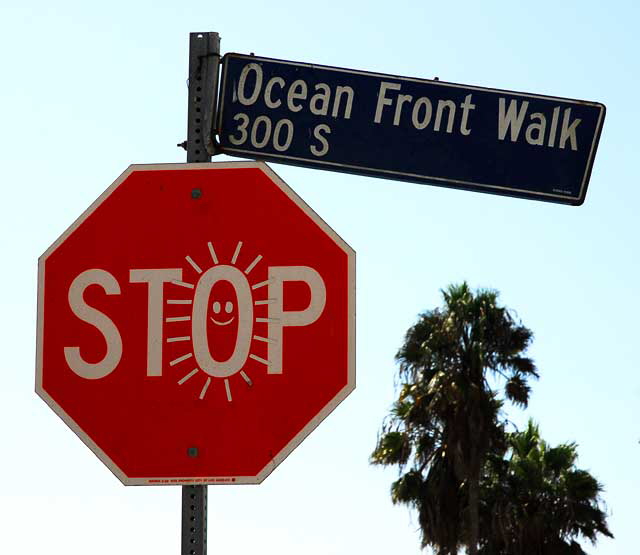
[35,161,356,486]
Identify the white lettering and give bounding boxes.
[498,98,529,141]
[559,108,581,151]
[434,100,456,133]
[287,79,308,113]
[264,77,285,109]
[332,86,354,119]
[459,94,476,136]
[229,113,249,145]
[237,63,263,106]
[310,83,331,116]
[374,82,401,124]
[129,269,182,377]
[548,106,560,147]
[267,266,326,374]
[393,94,414,126]
[273,119,294,152]
[251,115,272,149]
[411,97,433,130]
[310,124,331,157]
[64,269,122,380]
[525,113,546,146]
[192,265,253,378]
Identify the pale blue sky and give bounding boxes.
[2,1,638,554]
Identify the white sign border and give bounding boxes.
[36,161,356,486]
[218,53,606,206]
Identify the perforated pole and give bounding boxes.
[186,31,220,162]
[182,485,208,555]
[181,31,220,555]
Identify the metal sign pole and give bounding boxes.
[182,485,208,555]
[182,31,220,555]
[185,31,220,163]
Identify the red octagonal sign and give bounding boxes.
[36,162,355,485]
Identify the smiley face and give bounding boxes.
[210,300,235,326]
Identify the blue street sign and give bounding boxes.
[217,54,605,205]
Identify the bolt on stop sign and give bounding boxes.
[36,162,355,485]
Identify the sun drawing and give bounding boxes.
[164,240,274,402]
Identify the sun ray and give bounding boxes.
[172,279,194,289]
[253,335,275,344]
[251,279,272,290]
[207,241,219,264]
[170,353,193,366]
[166,316,191,322]
[178,368,199,385]
[199,377,212,400]
[167,239,278,402]
[167,336,191,343]
[185,255,203,274]
[244,254,263,275]
[250,353,271,367]
[231,241,243,264]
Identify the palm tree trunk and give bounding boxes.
[468,476,480,555]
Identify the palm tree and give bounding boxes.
[371,283,538,554]
[478,420,613,555]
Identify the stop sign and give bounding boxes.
[36,162,355,485]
